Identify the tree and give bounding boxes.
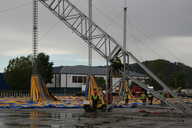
[131,59,190,89]
[170,72,186,89]
[36,53,53,84]
[4,57,32,90]
[4,53,53,90]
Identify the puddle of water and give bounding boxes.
[0,109,191,128]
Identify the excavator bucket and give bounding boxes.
[30,74,57,103]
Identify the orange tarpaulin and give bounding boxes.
[30,74,57,103]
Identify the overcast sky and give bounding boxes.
[0,0,192,72]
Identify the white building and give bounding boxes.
[47,66,147,89]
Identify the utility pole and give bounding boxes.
[123,0,128,73]
[33,0,38,74]
[123,0,129,100]
[88,0,92,69]
[88,0,93,90]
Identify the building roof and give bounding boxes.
[53,66,147,77]
[53,66,106,75]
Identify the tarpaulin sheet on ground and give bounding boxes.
[0,96,84,109]
[0,96,192,109]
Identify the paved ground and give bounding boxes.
[0,108,192,128]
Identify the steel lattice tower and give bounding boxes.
[33,0,38,74]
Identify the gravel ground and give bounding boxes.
[0,108,191,128]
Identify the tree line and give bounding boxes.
[3,54,192,90]
[4,53,53,90]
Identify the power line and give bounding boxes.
[94,6,122,29]
[40,21,60,41]
[0,1,31,14]
[126,15,184,63]
[93,4,166,60]
[93,6,123,45]
[94,1,184,63]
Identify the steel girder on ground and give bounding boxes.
[39,0,190,113]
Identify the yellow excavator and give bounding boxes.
[83,76,107,112]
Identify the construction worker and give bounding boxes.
[102,90,107,104]
[140,93,147,105]
[125,91,129,105]
[92,88,99,110]
[148,93,153,105]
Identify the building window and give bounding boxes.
[72,76,87,83]
[55,74,61,87]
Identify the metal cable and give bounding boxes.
[0,1,31,14]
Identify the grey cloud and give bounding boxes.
[0,0,192,71]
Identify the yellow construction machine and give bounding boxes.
[83,76,107,112]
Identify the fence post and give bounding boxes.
[27,90,29,97]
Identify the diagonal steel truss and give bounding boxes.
[39,0,190,113]
[39,0,121,60]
